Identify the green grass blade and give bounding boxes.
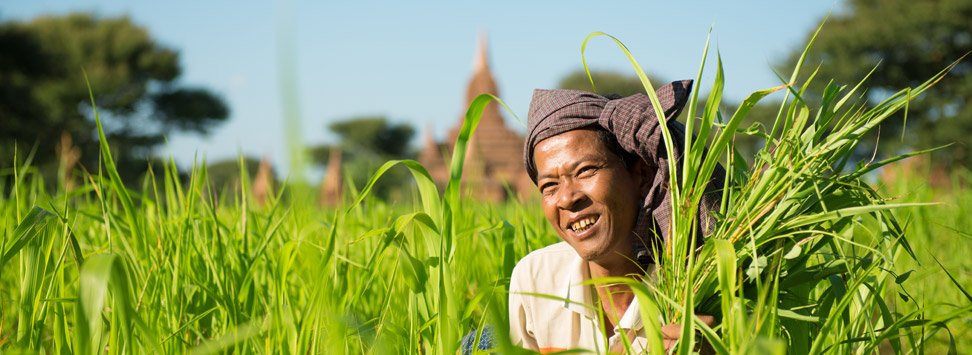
[82,71,143,243]
[346,159,440,220]
[1,206,55,269]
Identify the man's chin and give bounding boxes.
[564,233,625,262]
[571,240,632,265]
[573,246,609,262]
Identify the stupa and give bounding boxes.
[418,34,534,201]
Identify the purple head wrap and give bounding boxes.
[524,80,724,260]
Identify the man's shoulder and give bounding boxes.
[522,241,576,258]
[510,242,578,287]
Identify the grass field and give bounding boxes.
[1,152,969,354]
[2,32,970,354]
[877,167,972,352]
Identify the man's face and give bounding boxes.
[533,129,642,264]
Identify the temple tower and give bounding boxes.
[419,33,534,201]
[319,148,343,206]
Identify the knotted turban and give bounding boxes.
[524,80,724,258]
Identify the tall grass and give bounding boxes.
[0,84,547,353]
[1,27,969,354]
[880,167,972,353]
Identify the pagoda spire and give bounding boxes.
[458,32,502,132]
[473,31,489,73]
[319,147,343,206]
[252,155,274,207]
[420,32,532,202]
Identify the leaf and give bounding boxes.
[319,210,339,267]
[714,239,738,347]
[398,247,428,294]
[500,221,517,278]
[76,253,160,354]
[783,244,802,260]
[781,203,934,230]
[83,71,143,241]
[393,212,440,236]
[740,121,769,137]
[931,253,972,303]
[189,317,267,355]
[346,159,440,220]
[445,94,511,209]
[894,270,913,285]
[746,256,768,282]
[777,309,819,323]
[0,206,56,269]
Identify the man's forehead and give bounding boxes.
[534,130,615,170]
[535,130,604,153]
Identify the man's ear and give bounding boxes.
[630,158,653,196]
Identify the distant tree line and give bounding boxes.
[308,116,416,200]
[0,13,228,185]
[4,0,968,197]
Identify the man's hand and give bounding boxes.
[661,314,715,353]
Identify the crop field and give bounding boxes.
[1,145,969,355]
[874,168,971,353]
[2,33,970,354]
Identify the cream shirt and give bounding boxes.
[509,242,649,353]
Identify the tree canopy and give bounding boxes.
[206,156,262,193]
[310,116,416,200]
[326,116,415,158]
[784,0,972,168]
[0,13,228,182]
[558,69,665,97]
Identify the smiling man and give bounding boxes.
[508,81,723,353]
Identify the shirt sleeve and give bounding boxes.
[509,261,539,350]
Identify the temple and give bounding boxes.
[418,33,534,201]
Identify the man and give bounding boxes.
[509,80,722,353]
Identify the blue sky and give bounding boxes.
[3,1,843,177]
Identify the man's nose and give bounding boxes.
[555,180,584,210]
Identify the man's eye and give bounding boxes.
[577,166,597,177]
[539,183,556,195]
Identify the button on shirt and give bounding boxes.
[509,242,650,353]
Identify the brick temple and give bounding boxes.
[418,34,535,201]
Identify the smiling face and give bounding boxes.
[533,129,644,264]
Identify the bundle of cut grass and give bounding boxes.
[576,27,970,354]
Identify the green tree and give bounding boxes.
[206,156,262,194]
[558,69,666,97]
[0,13,228,182]
[309,116,415,200]
[784,0,972,168]
[326,117,415,158]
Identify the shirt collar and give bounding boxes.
[617,297,643,331]
[562,252,646,332]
